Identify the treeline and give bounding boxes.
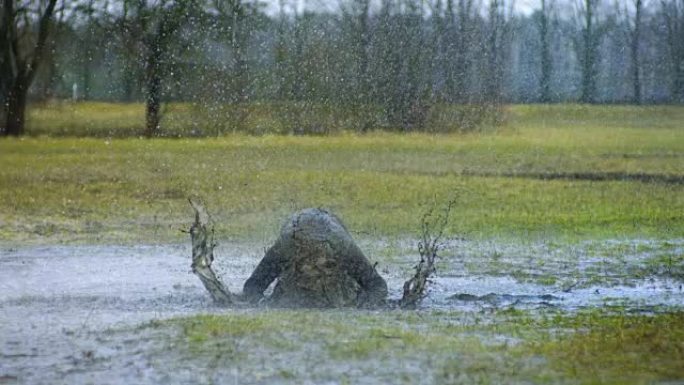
[2,0,683,136]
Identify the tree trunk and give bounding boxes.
[145,77,161,137]
[2,80,28,136]
[663,0,684,103]
[453,0,473,103]
[144,51,162,138]
[122,64,136,102]
[675,60,684,103]
[631,0,642,104]
[485,0,503,103]
[356,0,373,131]
[539,0,552,103]
[231,7,249,134]
[580,0,596,104]
[0,0,57,136]
[82,57,91,100]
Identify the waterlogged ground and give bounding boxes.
[2,107,683,383]
[1,238,683,384]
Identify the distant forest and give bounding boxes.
[2,0,684,135]
[27,0,683,104]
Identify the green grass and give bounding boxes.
[24,101,504,136]
[23,101,390,137]
[533,310,684,384]
[149,308,684,384]
[7,103,683,384]
[1,103,683,244]
[24,101,684,136]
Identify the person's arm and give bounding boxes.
[343,242,388,307]
[243,241,285,302]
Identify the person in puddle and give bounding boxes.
[242,208,388,308]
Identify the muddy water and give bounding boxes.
[1,240,683,384]
[0,244,261,384]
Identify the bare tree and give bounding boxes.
[118,0,196,137]
[574,0,605,103]
[537,0,556,102]
[483,0,513,103]
[445,0,476,103]
[375,0,432,131]
[216,0,249,106]
[661,0,684,102]
[210,0,260,132]
[71,0,110,101]
[617,0,645,104]
[630,0,643,104]
[273,0,288,101]
[340,0,373,130]
[1,0,59,136]
[33,3,67,101]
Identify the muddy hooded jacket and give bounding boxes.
[243,208,388,308]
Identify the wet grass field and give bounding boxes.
[1,104,683,384]
[1,104,683,244]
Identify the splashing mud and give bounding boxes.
[1,239,682,384]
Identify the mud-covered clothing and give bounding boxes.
[243,208,388,308]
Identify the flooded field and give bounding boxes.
[2,94,683,384]
[1,239,682,384]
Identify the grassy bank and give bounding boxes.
[135,308,684,384]
[24,101,505,136]
[1,104,683,244]
[23,101,684,137]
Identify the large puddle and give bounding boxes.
[1,240,683,383]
